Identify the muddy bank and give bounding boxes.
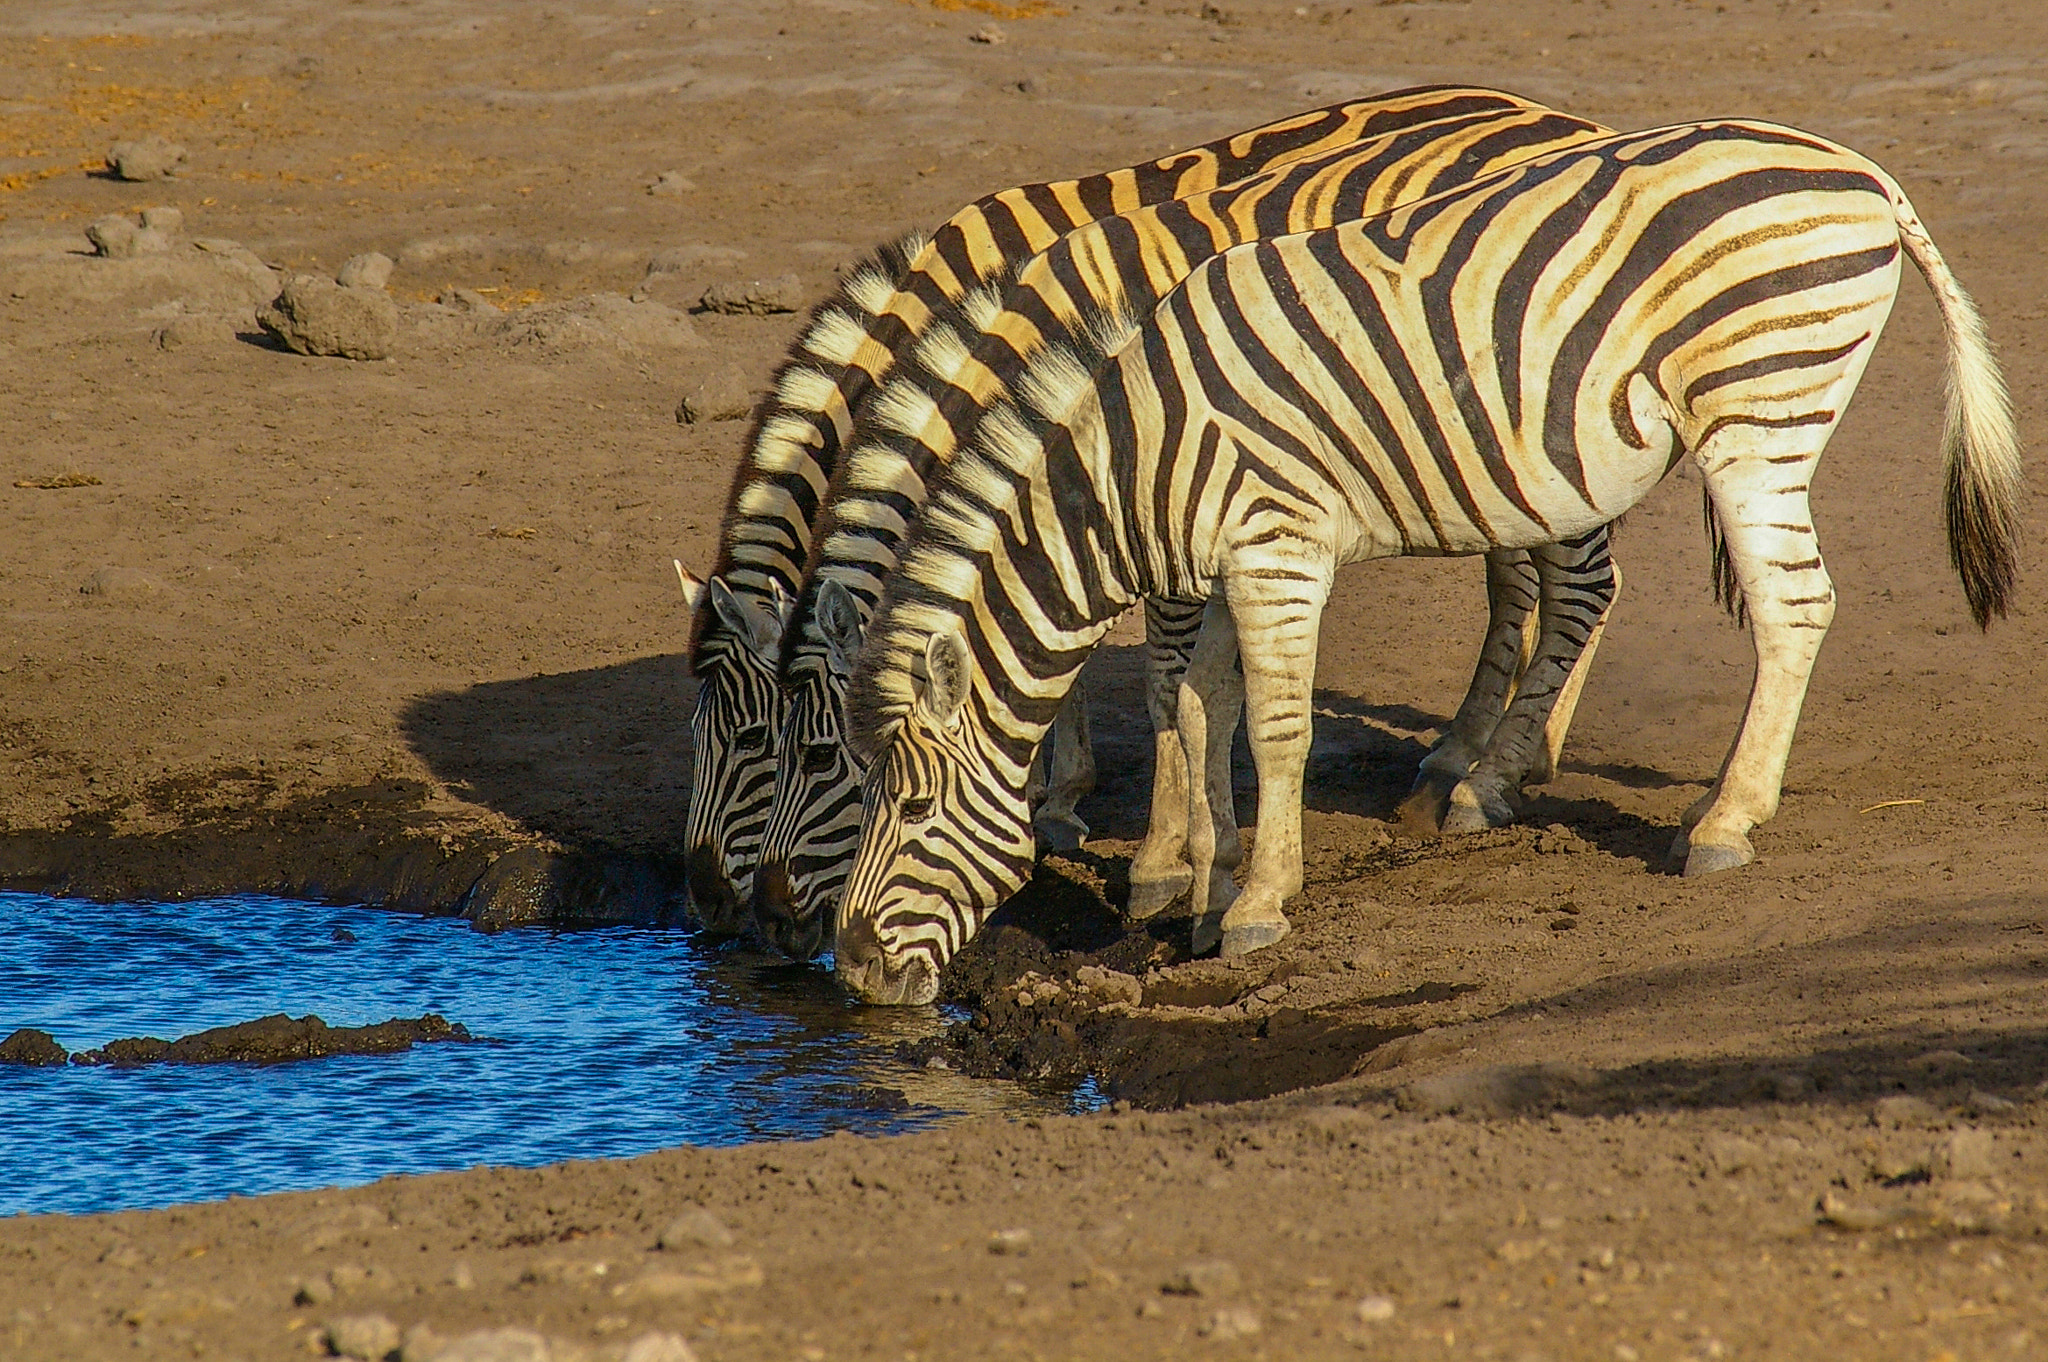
[2,1011,479,1067]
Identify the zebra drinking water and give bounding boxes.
[832,120,2021,1005]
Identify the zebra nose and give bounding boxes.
[683,845,745,937]
[750,862,824,961]
[834,917,938,1006]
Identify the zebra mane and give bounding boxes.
[777,257,1025,678]
[687,229,930,668]
[844,291,1147,761]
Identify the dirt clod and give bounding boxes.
[323,1314,401,1361]
[258,274,399,360]
[337,251,395,289]
[106,135,186,181]
[655,1207,734,1251]
[694,274,803,315]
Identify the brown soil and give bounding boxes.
[4,0,2048,1358]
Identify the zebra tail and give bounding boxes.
[1890,182,2024,629]
[1702,486,1748,629]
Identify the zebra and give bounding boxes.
[831,120,2022,1005]
[671,85,1584,937]
[752,94,1621,960]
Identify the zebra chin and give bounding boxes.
[749,861,830,962]
[682,845,750,937]
[834,913,940,1007]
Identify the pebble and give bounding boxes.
[1872,1094,1940,1128]
[1936,1127,1997,1180]
[108,135,187,181]
[155,312,236,350]
[610,1256,763,1301]
[1704,1133,1760,1176]
[695,274,805,315]
[971,24,1006,43]
[1163,1259,1241,1297]
[647,170,697,196]
[437,288,501,314]
[421,1328,551,1362]
[322,1312,401,1360]
[987,1227,1032,1255]
[337,252,395,290]
[85,213,173,260]
[258,274,399,360]
[655,1207,734,1251]
[620,1334,698,1362]
[1966,1089,2017,1116]
[675,363,759,424]
[446,1261,476,1291]
[0,1027,67,1066]
[645,245,748,277]
[80,566,164,600]
[1198,1305,1260,1340]
[1355,1294,1396,1323]
[1073,965,1142,1007]
[292,1273,336,1306]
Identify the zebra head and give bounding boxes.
[680,568,790,936]
[752,578,868,961]
[835,620,1036,1006]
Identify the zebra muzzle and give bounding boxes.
[750,862,827,962]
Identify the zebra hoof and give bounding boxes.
[1683,839,1754,877]
[1220,917,1290,958]
[1032,810,1089,853]
[1190,910,1224,958]
[1395,773,1458,836]
[1127,866,1192,921]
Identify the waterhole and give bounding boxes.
[0,891,1084,1217]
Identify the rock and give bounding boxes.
[1872,1094,1941,1128]
[1966,1089,2017,1116]
[437,288,501,314]
[1816,1191,1914,1232]
[422,1329,551,1362]
[107,135,187,181]
[292,1274,336,1306]
[139,205,184,235]
[493,293,701,355]
[399,235,486,267]
[86,213,172,259]
[610,1256,763,1302]
[1936,1127,1998,1180]
[323,1313,401,1360]
[1198,1305,1260,1340]
[620,1334,697,1362]
[337,252,395,290]
[1396,1062,1594,1117]
[987,1227,1032,1255]
[646,245,747,277]
[1705,1134,1760,1176]
[446,1260,476,1290]
[155,312,236,350]
[259,274,399,360]
[647,170,696,196]
[971,24,1006,43]
[695,274,804,315]
[68,1012,476,1065]
[80,566,165,600]
[0,1027,68,1066]
[1074,965,1142,1007]
[1355,1294,1397,1323]
[675,363,759,424]
[1163,1260,1241,1297]
[655,1207,734,1251]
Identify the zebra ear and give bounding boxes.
[673,560,706,614]
[918,622,972,730]
[817,579,864,677]
[708,577,783,658]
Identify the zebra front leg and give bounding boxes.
[1397,550,1541,834]
[1032,669,1095,851]
[1182,595,1246,952]
[1445,528,1617,832]
[1678,445,1838,875]
[1128,598,1205,918]
[1209,567,1328,959]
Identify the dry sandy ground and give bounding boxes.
[5,0,2048,1357]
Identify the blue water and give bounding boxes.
[0,892,1076,1218]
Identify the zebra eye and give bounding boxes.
[733,724,770,754]
[899,795,935,825]
[801,744,837,775]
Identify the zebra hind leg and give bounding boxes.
[1128,597,1204,918]
[1179,596,1246,951]
[1397,550,1541,834]
[1443,528,1617,833]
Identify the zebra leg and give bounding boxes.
[1182,595,1247,953]
[1206,569,1328,959]
[1128,598,1203,918]
[1444,528,1617,833]
[1396,550,1541,834]
[1675,439,1838,875]
[1526,555,1621,786]
[1032,670,1095,852]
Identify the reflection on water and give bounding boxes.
[0,892,1084,1217]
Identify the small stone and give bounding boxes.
[1966,1089,2017,1116]
[258,274,399,360]
[1705,1134,1760,1176]
[620,1334,697,1362]
[1872,1094,1940,1128]
[647,170,697,196]
[1355,1294,1396,1323]
[446,1260,476,1290]
[80,566,164,600]
[1137,1299,1166,1318]
[1198,1305,1260,1340]
[155,312,236,350]
[1935,1127,1998,1180]
[987,1227,1032,1255]
[85,213,171,259]
[611,1256,763,1301]
[675,363,759,424]
[423,1328,550,1362]
[107,135,187,181]
[337,252,395,290]
[971,24,1006,43]
[1074,965,1142,1007]
[695,274,805,315]
[328,1264,370,1293]
[1163,1259,1241,1297]
[292,1273,335,1306]
[656,1207,734,1251]
[437,288,500,314]
[398,1323,444,1362]
[0,1027,67,1066]
[1816,1191,1911,1231]
[139,205,184,235]
[323,1313,401,1360]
